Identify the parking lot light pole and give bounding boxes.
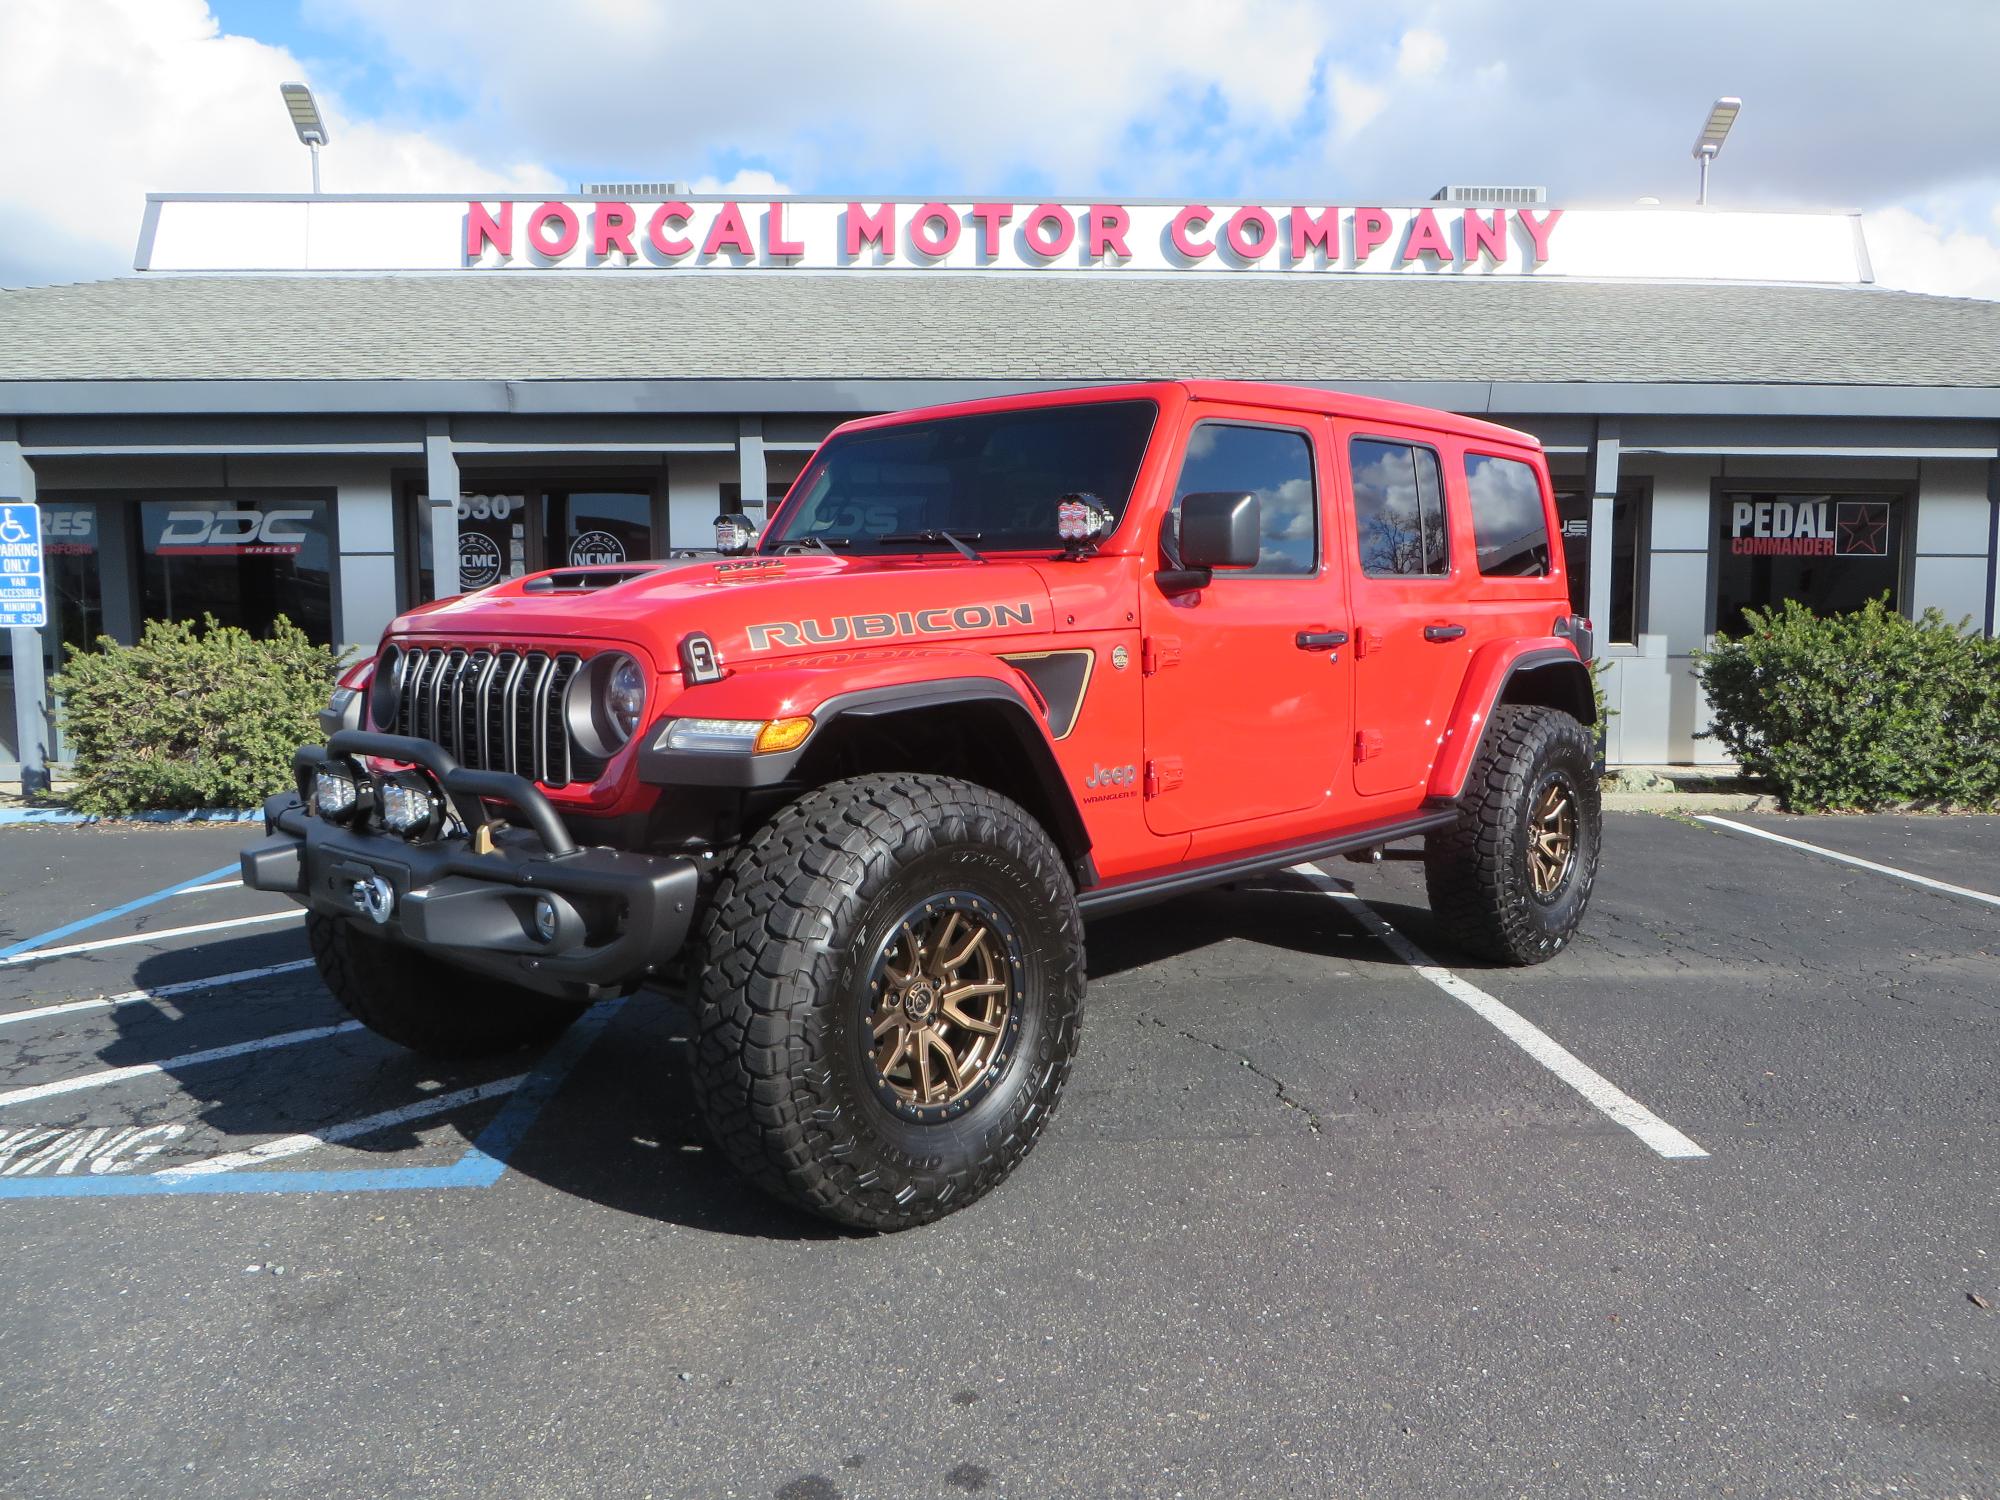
[1692,96,1741,206]
[280,83,329,193]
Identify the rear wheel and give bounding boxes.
[306,913,587,1057]
[1424,704,1601,965]
[690,773,1085,1231]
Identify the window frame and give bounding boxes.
[1347,431,1453,582]
[1167,416,1325,582]
[1704,479,1917,641]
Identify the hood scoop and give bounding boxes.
[517,558,711,594]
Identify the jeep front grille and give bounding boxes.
[389,647,602,787]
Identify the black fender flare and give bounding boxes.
[638,676,1095,871]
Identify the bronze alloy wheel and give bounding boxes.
[863,891,1025,1123]
[1527,777,1579,900]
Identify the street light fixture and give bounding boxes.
[1691,96,1741,206]
[279,82,329,193]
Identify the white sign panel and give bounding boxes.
[138,196,1872,285]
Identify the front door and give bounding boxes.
[1140,410,1350,838]
[1339,427,1466,799]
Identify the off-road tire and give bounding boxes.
[1424,704,1601,965]
[690,773,1085,1231]
[306,912,588,1057]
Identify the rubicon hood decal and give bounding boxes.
[747,601,1038,651]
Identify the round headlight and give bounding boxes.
[606,655,646,743]
[368,646,404,729]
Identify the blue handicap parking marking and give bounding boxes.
[0,858,625,1199]
[0,997,624,1199]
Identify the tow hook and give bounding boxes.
[350,874,395,925]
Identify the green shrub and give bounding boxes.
[52,615,337,814]
[1693,597,2000,811]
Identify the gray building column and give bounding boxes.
[737,415,768,518]
[1987,456,1999,639]
[2,427,49,792]
[425,419,460,598]
[1584,417,1620,652]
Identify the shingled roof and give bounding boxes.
[1,273,1996,388]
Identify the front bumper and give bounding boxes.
[243,731,700,1001]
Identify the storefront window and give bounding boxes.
[1714,490,1904,637]
[546,488,652,568]
[1555,487,1643,644]
[140,492,334,643]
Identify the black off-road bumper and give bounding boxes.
[242,731,700,1002]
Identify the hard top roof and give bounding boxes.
[832,380,1539,448]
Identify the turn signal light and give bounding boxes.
[753,716,814,754]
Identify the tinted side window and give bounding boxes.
[1465,453,1552,577]
[1174,422,1318,577]
[1350,438,1447,577]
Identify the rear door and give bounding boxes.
[1338,425,1470,800]
[1139,407,1350,837]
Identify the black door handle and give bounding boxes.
[1295,630,1349,651]
[1423,624,1467,642]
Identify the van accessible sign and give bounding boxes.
[137,196,1874,284]
[0,504,46,630]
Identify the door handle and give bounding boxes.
[1295,629,1349,651]
[1423,623,1467,642]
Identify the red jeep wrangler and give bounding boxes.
[244,381,1600,1229]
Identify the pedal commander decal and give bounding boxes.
[745,601,1037,651]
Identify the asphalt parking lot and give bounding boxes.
[0,810,1994,1499]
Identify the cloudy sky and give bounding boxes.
[3,0,1998,295]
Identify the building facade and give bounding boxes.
[3,193,1998,782]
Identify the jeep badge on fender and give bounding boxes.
[245,381,1600,1231]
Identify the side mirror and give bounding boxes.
[1159,492,1259,593]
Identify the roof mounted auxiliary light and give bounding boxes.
[714,514,759,556]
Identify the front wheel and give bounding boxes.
[690,773,1085,1231]
[1424,704,1601,965]
[306,913,587,1057]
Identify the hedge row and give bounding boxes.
[1694,597,2000,812]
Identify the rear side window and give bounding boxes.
[1465,453,1552,577]
[1174,422,1318,577]
[1350,438,1447,577]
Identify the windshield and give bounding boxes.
[764,400,1158,554]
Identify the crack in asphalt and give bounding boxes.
[1136,1013,1328,1134]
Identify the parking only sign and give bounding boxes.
[0,503,46,629]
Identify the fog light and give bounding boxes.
[313,765,358,820]
[379,776,440,837]
[533,896,559,943]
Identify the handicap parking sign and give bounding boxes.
[0,503,45,629]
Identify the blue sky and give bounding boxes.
[4,0,1999,294]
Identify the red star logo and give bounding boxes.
[1835,501,1889,557]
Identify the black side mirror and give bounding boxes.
[1159,491,1260,593]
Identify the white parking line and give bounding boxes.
[0,911,301,968]
[0,959,318,1028]
[1695,815,2000,909]
[176,879,244,895]
[1292,864,1709,1161]
[157,1075,530,1178]
[0,1021,363,1108]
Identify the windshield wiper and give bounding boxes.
[777,535,851,555]
[877,529,986,562]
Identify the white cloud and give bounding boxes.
[1328,68,1391,144]
[1394,27,1449,79]
[1865,203,2000,301]
[0,0,560,285]
[689,170,795,197]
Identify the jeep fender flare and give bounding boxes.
[1428,639,1595,801]
[639,660,1094,870]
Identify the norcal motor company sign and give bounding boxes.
[136,195,1874,283]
